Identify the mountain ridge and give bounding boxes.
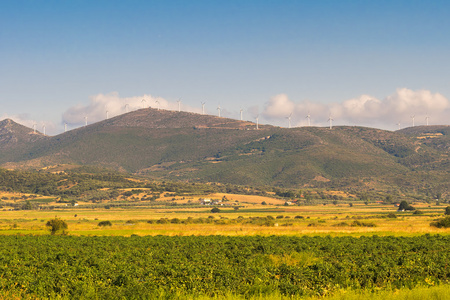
[0,109,448,193]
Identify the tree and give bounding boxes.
[46,218,68,235]
[211,207,221,213]
[445,206,450,215]
[22,200,33,210]
[398,200,415,211]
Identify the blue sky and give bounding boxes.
[1,0,450,134]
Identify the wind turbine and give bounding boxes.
[177,98,182,112]
[106,110,109,120]
[64,123,67,133]
[42,125,46,135]
[125,104,129,113]
[328,114,333,129]
[155,100,160,110]
[286,113,292,128]
[217,104,221,117]
[411,115,415,127]
[84,116,88,126]
[255,115,259,130]
[306,112,311,127]
[425,114,430,126]
[397,122,401,130]
[240,108,243,121]
[201,102,206,115]
[141,99,146,109]
[33,123,37,134]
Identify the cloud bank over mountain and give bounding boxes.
[4,88,449,135]
[262,88,450,130]
[62,92,202,126]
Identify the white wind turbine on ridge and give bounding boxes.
[287,113,292,128]
[306,112,311,127]
[328,114,333,129]
[177,98,182,112]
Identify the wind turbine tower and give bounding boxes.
[84,116,88,126]
[106,110,109,120]
[201,102,206,115]
[42,125,46,135]
[64,123,67,133]
[125,104,129,113]
[177,98,182,112]
[33,123,37,134]
[425,115,430,126]
[306,112,311,127]
[155,100,160,110]
[287,113,292,128]
[397,122,401,130]
[328,115,333,129]
[141,99,146,109]
[217,105,221,117]
[255,115,259,130]
[411,115,415,127]
[240,108,243,121]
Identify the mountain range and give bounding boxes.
[0,109,448,195]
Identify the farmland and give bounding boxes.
[0,201,449,237]
[0,235,449,299]
[0,168,449,299]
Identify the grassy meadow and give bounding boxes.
[1,192,448,237]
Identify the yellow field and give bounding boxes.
[1,200,448,237]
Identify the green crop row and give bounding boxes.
[0,234,448,299]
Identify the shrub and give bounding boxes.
[387,213,397,218]
[98,220,112,227]
[445,206,450,215]
[430,216,450,228]
[351,220,376,227]
[46,218,68,235]
[333,222,350,227]
[211,207,221,213]
[413,210,424,215]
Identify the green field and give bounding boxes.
[0,235,449,299]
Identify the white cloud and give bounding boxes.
[62,92,202,126]
[262,89,450,130]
